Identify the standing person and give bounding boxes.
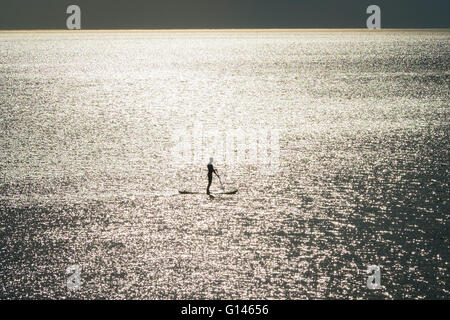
[207,157,220,195]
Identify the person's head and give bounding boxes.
[209,157,213,164]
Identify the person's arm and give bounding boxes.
[214,168,220,178]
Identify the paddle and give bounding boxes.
[216,170,225,190]
[219,177,225,190]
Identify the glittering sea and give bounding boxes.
[0,30,449,299]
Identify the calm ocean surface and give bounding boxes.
[0,30,448,299]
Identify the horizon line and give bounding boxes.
[1,28,450,33]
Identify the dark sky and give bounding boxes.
[1,0,449,29]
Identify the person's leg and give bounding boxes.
[207,175,212,194]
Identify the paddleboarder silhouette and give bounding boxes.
[207,157,220,195]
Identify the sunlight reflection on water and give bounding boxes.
[0,30,449,299]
